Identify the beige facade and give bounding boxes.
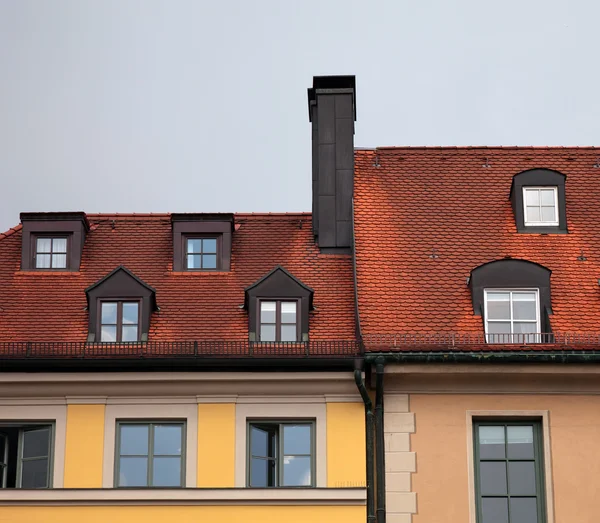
[382,364,600,523]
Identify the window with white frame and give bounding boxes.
[484,290,540,343]
[523,187,558,227]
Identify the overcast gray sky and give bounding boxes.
[1,0,599,232]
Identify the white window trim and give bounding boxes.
[522,186,559,227]
[484,289,540,343]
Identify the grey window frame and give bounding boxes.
[32,235,70,270]
[258,300,300,342]
[0,422,54,489]
[246,420,315,488]
[183,236,221,271]
[474,419,546,523]
[114,420,186,488]
[98,299,142,343]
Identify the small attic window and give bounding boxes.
[33,236,68,269]
[510,169,567,234]
[523,187,559,227]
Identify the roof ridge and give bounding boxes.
[358,145,600,151]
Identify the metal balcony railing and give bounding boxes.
[0,341,362,360]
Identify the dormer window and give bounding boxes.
[245,266,313,343]
[510,169,567,233]
[484,289,540,343]
[20,212,89,271]
[523,187,558,227]
[171,214,233,272]
[85,266,157,343]
[259,300,299,342]
[469,259,552,343]
[185,238,218,270]
[34,237,68,269]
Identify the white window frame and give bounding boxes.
[484,289,540,343]
[522,186,559,227]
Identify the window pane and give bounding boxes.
[35,254,51,268]
[486,322,511,343]
[152,457,181,487]
[281,302,297,324]
[513,323,537,342]
[479,461,507,495]
[52,238,67,253]
[101,326,117,342]
[187,239,201,254]
[202,254,217,269]
[36,238,52,253]
[508,461,537,496]
[481,497,509,523]
[22,428,50,459]
[118,457,148,487]
[101,302,118,324]
[121,325,138,342]
[283,425,311,455]
[280,325,297,342]
[154,425,182,456]
[202,238,217,253]
[260,325,276,342]
[260,302,276,323]
[51,254,67,268]
[479,426,505,459]
[21,459,49,488]
[122,303,139,324]
[282,455,311,486]
[513,306,536,322]
[120,425,148,455]
[524,189,539,205]
[486,300,510,320]
[507,426,534,459]
[251,425,277,458]
[540,189,555,205]
[509,498,538,523]
[541,206,556,222]
[187,254,201,269]
[250,457,271,487]
[526,206,540,222]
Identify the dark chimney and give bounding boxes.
[307,76,356,252]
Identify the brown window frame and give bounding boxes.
[31,234,70,270]
[183,235,222,271]
[258,299,300,342]
[97,299,142,343]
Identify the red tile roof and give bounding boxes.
[354,147,600,350]
[0,213,355,342]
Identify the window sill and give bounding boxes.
[0,487,366,506]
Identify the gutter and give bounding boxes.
[364,351,600,364]
[374,361,386,523]
[354,367,376,523]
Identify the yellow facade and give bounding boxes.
[326,402,366,488]
[197,403,236,487]
[1,390,365,523]
[0,505,365,523]
[64,404,105,488]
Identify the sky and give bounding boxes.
[1,0,599,232]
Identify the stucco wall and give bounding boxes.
[410,394,600,523]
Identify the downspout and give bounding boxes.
[354,367,376,523]
[375,360,386,523]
